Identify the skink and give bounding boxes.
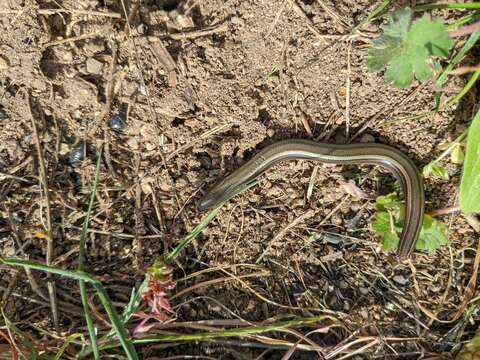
[199,139,424,259]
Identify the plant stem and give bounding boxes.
[449,21,480,38]
[447,69,480,107]
[430,130,468,167]
[78,315,339,357]
[78,149,103,360]
[415,3,480,11]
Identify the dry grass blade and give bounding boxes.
[316,0,350,30]
[281,327,332,359]
[43,31,102,48]
[165,123,232,161]
[336,338,380,360]
[448,214,480,321]
[288,0,326,43]
[345,43,351,140]
[171,271,269,300]
[0,8,121,17]
[256,209,317,263]
[168,22,229,40]
[26,92,59,333]
[0,329,17,360]
[77,148,103,359]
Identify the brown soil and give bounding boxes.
[0,0,478,359]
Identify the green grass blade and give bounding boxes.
[54,333,84,360]
[437,31,480,87]
[166,179,261,263]
[78,315,340,357]
[79,281,98,359]
[78,149,102,360]
[447,68,480,107]
[415,3,480,11]
[352,0,392,32]
[446,12,480,30]
[136,316,340,342]
[0,258,100,283]
[92,284,139,359]
[102,278,149,340]
[435,30,480,108]
[165,201,226,262]
[0,258,139,360]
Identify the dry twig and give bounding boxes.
[0,8,121,18]
[26,93,59,332]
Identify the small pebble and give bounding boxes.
[360,133,375,143]
[386,302,396,311]
[359,287,369,295]
[289,282,306,296]
[0,56,10,70]
[393,274,409,286]
[86,57,104,75]
[69,142,85,166]
[110,114,126,131]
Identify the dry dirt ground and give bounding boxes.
[0,0,479,359]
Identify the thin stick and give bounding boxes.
[168,22,229,40]
[449,20,480,38]
[316,0,349,30]
[449,65,480,76]
[78,150,103,360]
[265,0,289,39]
[427,205,460,217]
[26,93,59,332]
[0,8,121,18]
[166,123,232,161]
[288,0,328,43]
[306,166,319,200]
[1,200,25,253]
[0,271,20,306]
[25,266,48,301]
[256,209,317,263]
[345,43,351,140]
[43,31,101,48]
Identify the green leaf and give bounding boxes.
[374,193,404,211]
[451,144,465,164]
[372,211,401,250]
[372,193,449,252]
[368,8,412,71]
[408,16,452,57]
[415,214,448,251]
[267,74,280,81]
[460,110,480,212]
[368,8,453,88]
[423,163,449,180]
[457,328,480,360]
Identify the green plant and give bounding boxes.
[460,109,480,212]
[372,193,448,251]
[368,4,480,249]
[368,7,453,88]
[0,257,138,359]
[423,129,467,181]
